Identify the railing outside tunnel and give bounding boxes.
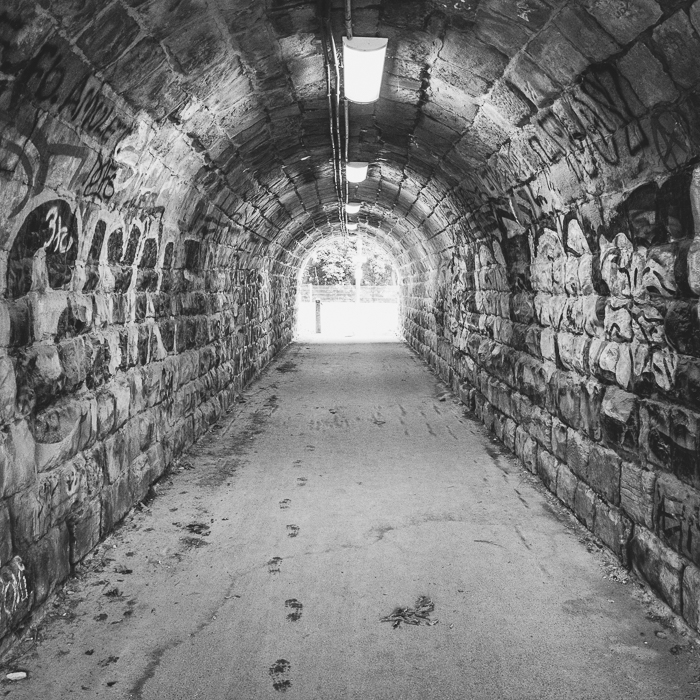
[296,285,399,340]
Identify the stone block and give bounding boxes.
[574,482,597,529]
[128,368,145,418]
[682,563,700,632]
[21,344,64,412]
[653,10,700,89]
[566,429,591,480]
[617,43,679,108]
[557,371,581,430]
[503,418,517,452]
[630,526,684,614]
[655,472,700,568]
[552,417,568,462]
[146,442,166,481]
[621,463,656,529]
[515,426,537,473]
[24,524,70,606]
[528,405,552,450]
[594,500,633,565]
[100,475,132,537]
[640,400,672,470]
[104,429,129,484]
[581,0,662,45]
[33,397,92,473]
[579,379,603,441]
[0,502,12,565]
[27,291,69,342]
[96,389,116,441]
[540,328,557,362]
[9,458,84,546]
[601,386,639,456]
[554,4,619,62]
[585,444,622,505]
[675,355,700,411]
[138,410,157,452]
[111,378,131,429]
[537,448,559,494]
[528,24,590,87]
[57,337,88,392]
[128,454,152,504]
[0,556,30,641]
[1,420,36,498]
[669,405,700,488]
[0,357,16,424]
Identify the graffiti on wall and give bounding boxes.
[0,557,29,635]
[7,199,79,299]
[479,64,696,201]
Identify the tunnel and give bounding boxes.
[2,0,700,695]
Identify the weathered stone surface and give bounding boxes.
[574,483,597,530]
[594,500,632,565]
[554,5,620,63]
[0,358,16,424]
[581,0,662,45]
[601,387,639,456]
[652,11,700,89]
[536,448,559,494]
[655,473,700,567]
[0,502,12,565]
[630,527,684,614]
[24,525,70,607]
[1,421,36,498]
[556,464,578,511]
[617,43,679,108]
[620,463,656,529]
[584,445,622,505]
[682,563,700,631]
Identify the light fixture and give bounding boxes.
[347,222,358,231]
[346,201,361,214]
[347,161,368,183]
[343,37,388,103]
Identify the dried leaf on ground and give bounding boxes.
[380,596,439,629]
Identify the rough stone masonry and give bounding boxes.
[3,0,700,652]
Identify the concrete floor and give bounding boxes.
[2,340,700,699]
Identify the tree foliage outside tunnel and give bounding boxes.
[301,237,396,286]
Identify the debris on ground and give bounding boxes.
[104,587,122,598]
[5,671,28,681]
[380,596,439,629]
[185,522,211,536]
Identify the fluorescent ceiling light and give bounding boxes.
[347,222,358,231]
[346,201,361,214]
[343,37,388,103]
[347,161,368,183]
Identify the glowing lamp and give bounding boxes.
[347,161,368,183]
[347,222,358,231]
[346,201,361,215]
[343,37,388,103]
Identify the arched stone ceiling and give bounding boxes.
[20,0,685,268]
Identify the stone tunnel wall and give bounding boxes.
[402,20,700,634]
[0,32,295,650]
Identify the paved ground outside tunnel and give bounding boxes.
[2,341,700,699]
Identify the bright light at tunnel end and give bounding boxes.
[343,37,388,104]
[347,161,368,183]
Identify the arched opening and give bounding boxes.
[295,233,401,341]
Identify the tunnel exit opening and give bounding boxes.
[295,235,401,342]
